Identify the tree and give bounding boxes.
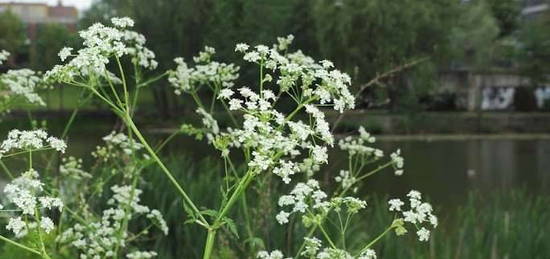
[0,11,26,66]
[486,0,522,38]
[32,24,77,71]
[310,0,461,110]
[449,0,500,68]
[516,12,550,86]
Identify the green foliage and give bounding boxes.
[449,0,500,68]
[32,24,78,71]
[309,0,461,110]
[0,11,25,62]
[485,0,522,38]
[516,12,550,85]
[133,156,550,259]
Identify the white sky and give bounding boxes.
[0,0,93,10]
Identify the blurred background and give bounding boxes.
[1,0,550,258]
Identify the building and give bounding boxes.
[0,1,78,40]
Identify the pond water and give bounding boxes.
[1,123,550,208]
[364,138,550,206]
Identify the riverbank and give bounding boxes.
[5,109,550,135]
[327,110,550,134]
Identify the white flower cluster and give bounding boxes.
[102,131,144,155]
[390,149,404,176]
[235,35,355,112]
[334,170,356,189]
[317,248,376,259]
[257,250,290,259]
[59,156,92,179]
[0,49,9,65]
[276,180,366,225]
[57,185,168,259]
[215,93,331,183]
[1,69,45,106]
[0,129,66,157]
[93,131,146,162]
[126,251,157,259]
[338,127,382,158]
[2,169,63,238]
[45,17,157,83]
[301,237,376,259]
[168,46,239,95]
[174,37,357,184]
[196,107,220,142]
[388,190,438,242]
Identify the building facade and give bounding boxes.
[0,1,78,40]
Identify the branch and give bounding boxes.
[332,57,429,133]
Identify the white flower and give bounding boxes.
[58,47,73,61]
[218,88,234,99]
[334,170,355,189]
[302,237,322,257]
[39,197,64,212]
[59,156,91,179]
[58,184,166,259]
[0,49,9,65]
[229,99,243,110]
[40,217,55,233]
[6,217,27,238]
[147,209,169,235]
[417,227,430,242]
[257,250,288,259]
[47,136,67,153]
[46,17,157,83]
[276,211,290,224]
[273,161,297,184]
[407,190,422,200]
[391,149,404,169]
[320,60,333,69]
[4,169,46,215]
[311,146,328,164]
[243,51,261,62]
[235,43,249,52]
[168,51,239,94]
[359,249,377,259]
[388,198,405,212]
[392,190,437,241]
[126,251,157,259]
[1,69,45,106]
[111,17,135,28]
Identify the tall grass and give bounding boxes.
[136,157,550,259]
[2,155,547,259]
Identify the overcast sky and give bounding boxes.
[0,0,93,10]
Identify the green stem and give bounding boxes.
[0,234,42,256]
[115,56,130,106]
[202,170,255,259]
[155,130,179,153]
[202,229,217,259]
[0,160,14,179]
[353,161,394,184]
[34,208,51,259]
[215,170,254,222]
[295,227,316,256]
[123,115,208,226]
[137,71,168,88]
[358,225,393,255]
[318,224,337,249]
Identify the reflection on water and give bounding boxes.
[362,139,550,206]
